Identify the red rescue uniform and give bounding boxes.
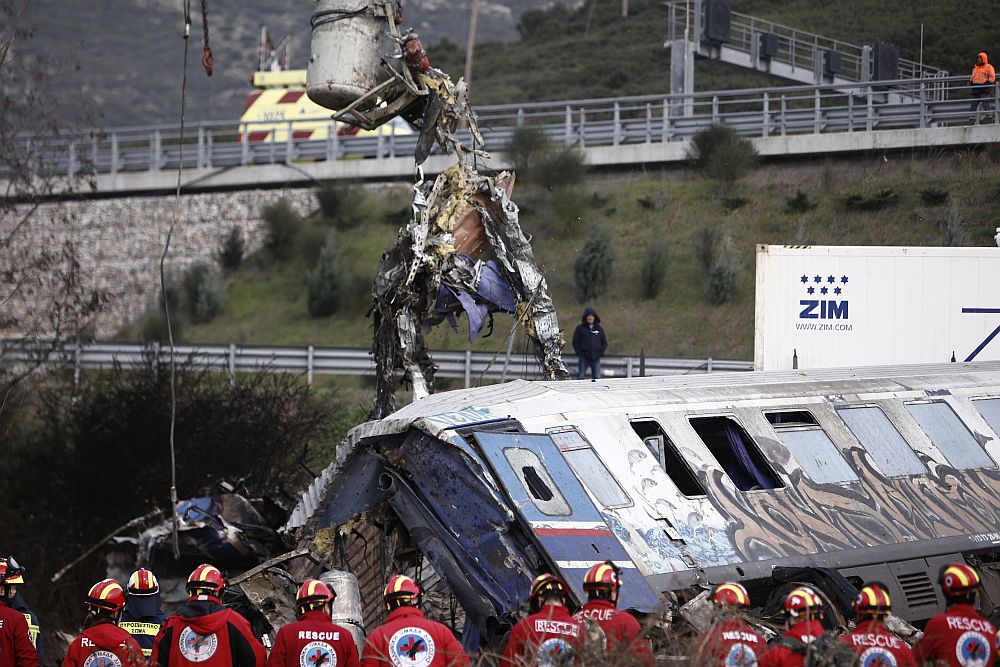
[502,604,583,667]
[62,618,146,667]
[360,606,468,667]
[912,604,995,667]
[759,620,825,667]
[266,611,359,667]
[841,620,915,667]
[0,600,39,667]
[152,600,265,667]
[573,600,652,666]
[696,617,768,666]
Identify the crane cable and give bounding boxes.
[159,0,194,560]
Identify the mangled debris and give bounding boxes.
[370,162,567,418]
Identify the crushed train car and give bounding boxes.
[285,361,1000,645]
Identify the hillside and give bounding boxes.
[122,149,1000,362]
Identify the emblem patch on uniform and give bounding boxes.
[725,642,758,667]
[178,627,219,662]
[956,631,991,667]
[83,650,123,667]
[536,637,574,667]
[300,641,337,667]
[859,647,897,667]
[388,627,435,667]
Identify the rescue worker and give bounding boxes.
[840,583,914,666]
[913,563,995,667]
[0,558,41,666]
[969,51,997,117]
[360,574,468,667]
[502,574,583,667]
[267,579,359,667]
[759,587,826,667]
[695,582,767,666]
[120,569,166,659]
[63,579,145,667]
[151,564,265,667]
[0,558,39,667]
[572,562,652,665]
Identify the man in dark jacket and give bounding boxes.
[120,568,166,658]
[571,308,607,380]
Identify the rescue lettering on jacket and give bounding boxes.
[945,618,995,633]
[296,632,340,642]
[849,633,904,649]
[721,631,763,643]
[532,621,579,637]
[575,609,613,622]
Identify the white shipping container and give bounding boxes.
[754,245,1000,371]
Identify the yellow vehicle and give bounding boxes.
[239,69,412,144]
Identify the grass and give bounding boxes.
[122,149,1000,361]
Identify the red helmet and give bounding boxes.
[784,586,823,619]
[383,575,420,606]
[853,583,892,617]
[530,573,568,610]
[297,579,336,611]
[127,568,159,595]
[86,579,127,614]
[0,558,25,586]
[583,562,622,591]
[940,563,980,597]
[187,564,226,600]
[712,582,750,608]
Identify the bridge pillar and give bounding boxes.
[668,38,695,117]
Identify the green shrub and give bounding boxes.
[920,187,950,206]
[721,196,748,211]
[939,207,968,246]
[385,205,412,227]
[297,222,330,266]
[535,146,587,190]
[308,237,345,317]
[695,225,720,271]
[139,309,185,342]
[183,263,226,323]
[550,186,589,235]
[687,124,758,183]
[843,189,898,212]
[640,237,668,300]
[574,224,615,302]
[263,199,303,260]
[215,225,245,271]
[505,125,551,178]
[316,183,367,230]
[707,234,741,305]
[785,189,817,213]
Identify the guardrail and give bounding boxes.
[0,340,753,386]
[1,76,995,182]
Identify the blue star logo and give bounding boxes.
[800,275,808,284]
[820,286,828,295]
[840,275,849,284]
[834,286,842,295]
[814,275,822,283]
[827,275,835,283]
[807,286,815,295]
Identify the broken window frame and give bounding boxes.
[629,419,707,497]
[501,447,572,516]
[903,400,997,470]
[546,427,633,509]
[687,414,785,492]
[764,408,859,484]
[836,404,927,477]
[971,397,1000,440]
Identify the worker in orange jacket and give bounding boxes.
[970,51,996,117]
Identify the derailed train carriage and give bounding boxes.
[285,361,1000,646]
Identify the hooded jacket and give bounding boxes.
[152,600,265,667]
[971,52,996,85]
[0,598,39,667]
[360,606,468,667]
[912,603,995,667]
[571,308,608,362]
[120,594,166,658]
[502,604,583,667]
[266,610,359,667]
[63,617,146,667]
[572,599,652,667]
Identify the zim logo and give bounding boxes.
[798,274,850,320]
[82,651,122,667]
[859,647,897,667]
[300,641,337,667]
[387,627,435,667]
[537,637,574,667]
[178,627,219,663]
[724,642,758,667]
[955,630,991,667]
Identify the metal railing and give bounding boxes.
[0,340,752,386]
[666,1,948,84]
[1,76,995,182]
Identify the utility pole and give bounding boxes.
[463,0,480,93]
[622,0,628,18]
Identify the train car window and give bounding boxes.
[629,420,705,496]
[972,398,1000,437]
[688,416,784,491]
[548,428,632,508]
[905,402,996,470]
[502,447,571,516]
[838,406,926,476]
[766,410,858,483]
